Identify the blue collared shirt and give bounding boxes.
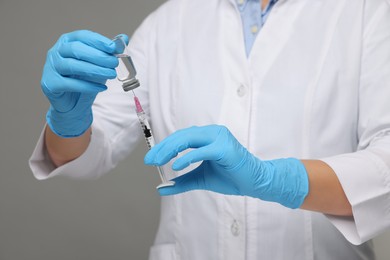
[237,0,278,56]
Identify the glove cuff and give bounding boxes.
[46,106,93,138]
[274,158,309,209]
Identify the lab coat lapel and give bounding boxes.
[248,0,306,81]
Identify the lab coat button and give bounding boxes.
[237,0,244,5]
[237,85,247,97]
[231,220,240,236]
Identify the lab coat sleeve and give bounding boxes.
[28,9,158,180]
[29,123,115,180]
[322,1,390,245]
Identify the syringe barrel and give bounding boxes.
[137,111,155,149]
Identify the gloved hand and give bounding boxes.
[144,125,309,209]
[41,30,129,137]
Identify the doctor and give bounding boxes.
[30,0,390,259]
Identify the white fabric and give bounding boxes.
[29,0,390,259]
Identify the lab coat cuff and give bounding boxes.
[29,124,111,180]
[322,153,390,245]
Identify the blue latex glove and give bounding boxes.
[144,125,309,209]
[41,30,129,137]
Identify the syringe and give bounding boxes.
[133,94,175,188]
[112,35,175,189]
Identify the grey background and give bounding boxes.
[0,0,389,259]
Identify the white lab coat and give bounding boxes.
[30,0,390,259]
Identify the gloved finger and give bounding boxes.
[54,56,117,82]
[171,144,223,171]
[41,71,107,95]
[158,167,207,196]
[72,75,107,85]
[158,163,241,196]
[59,41,119,69]
[144,126,215,166]
[62,30,116,54]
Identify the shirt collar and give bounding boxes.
[230,0,280,7]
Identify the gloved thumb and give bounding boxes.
[115,33,130,45]
[110,33,130,53]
